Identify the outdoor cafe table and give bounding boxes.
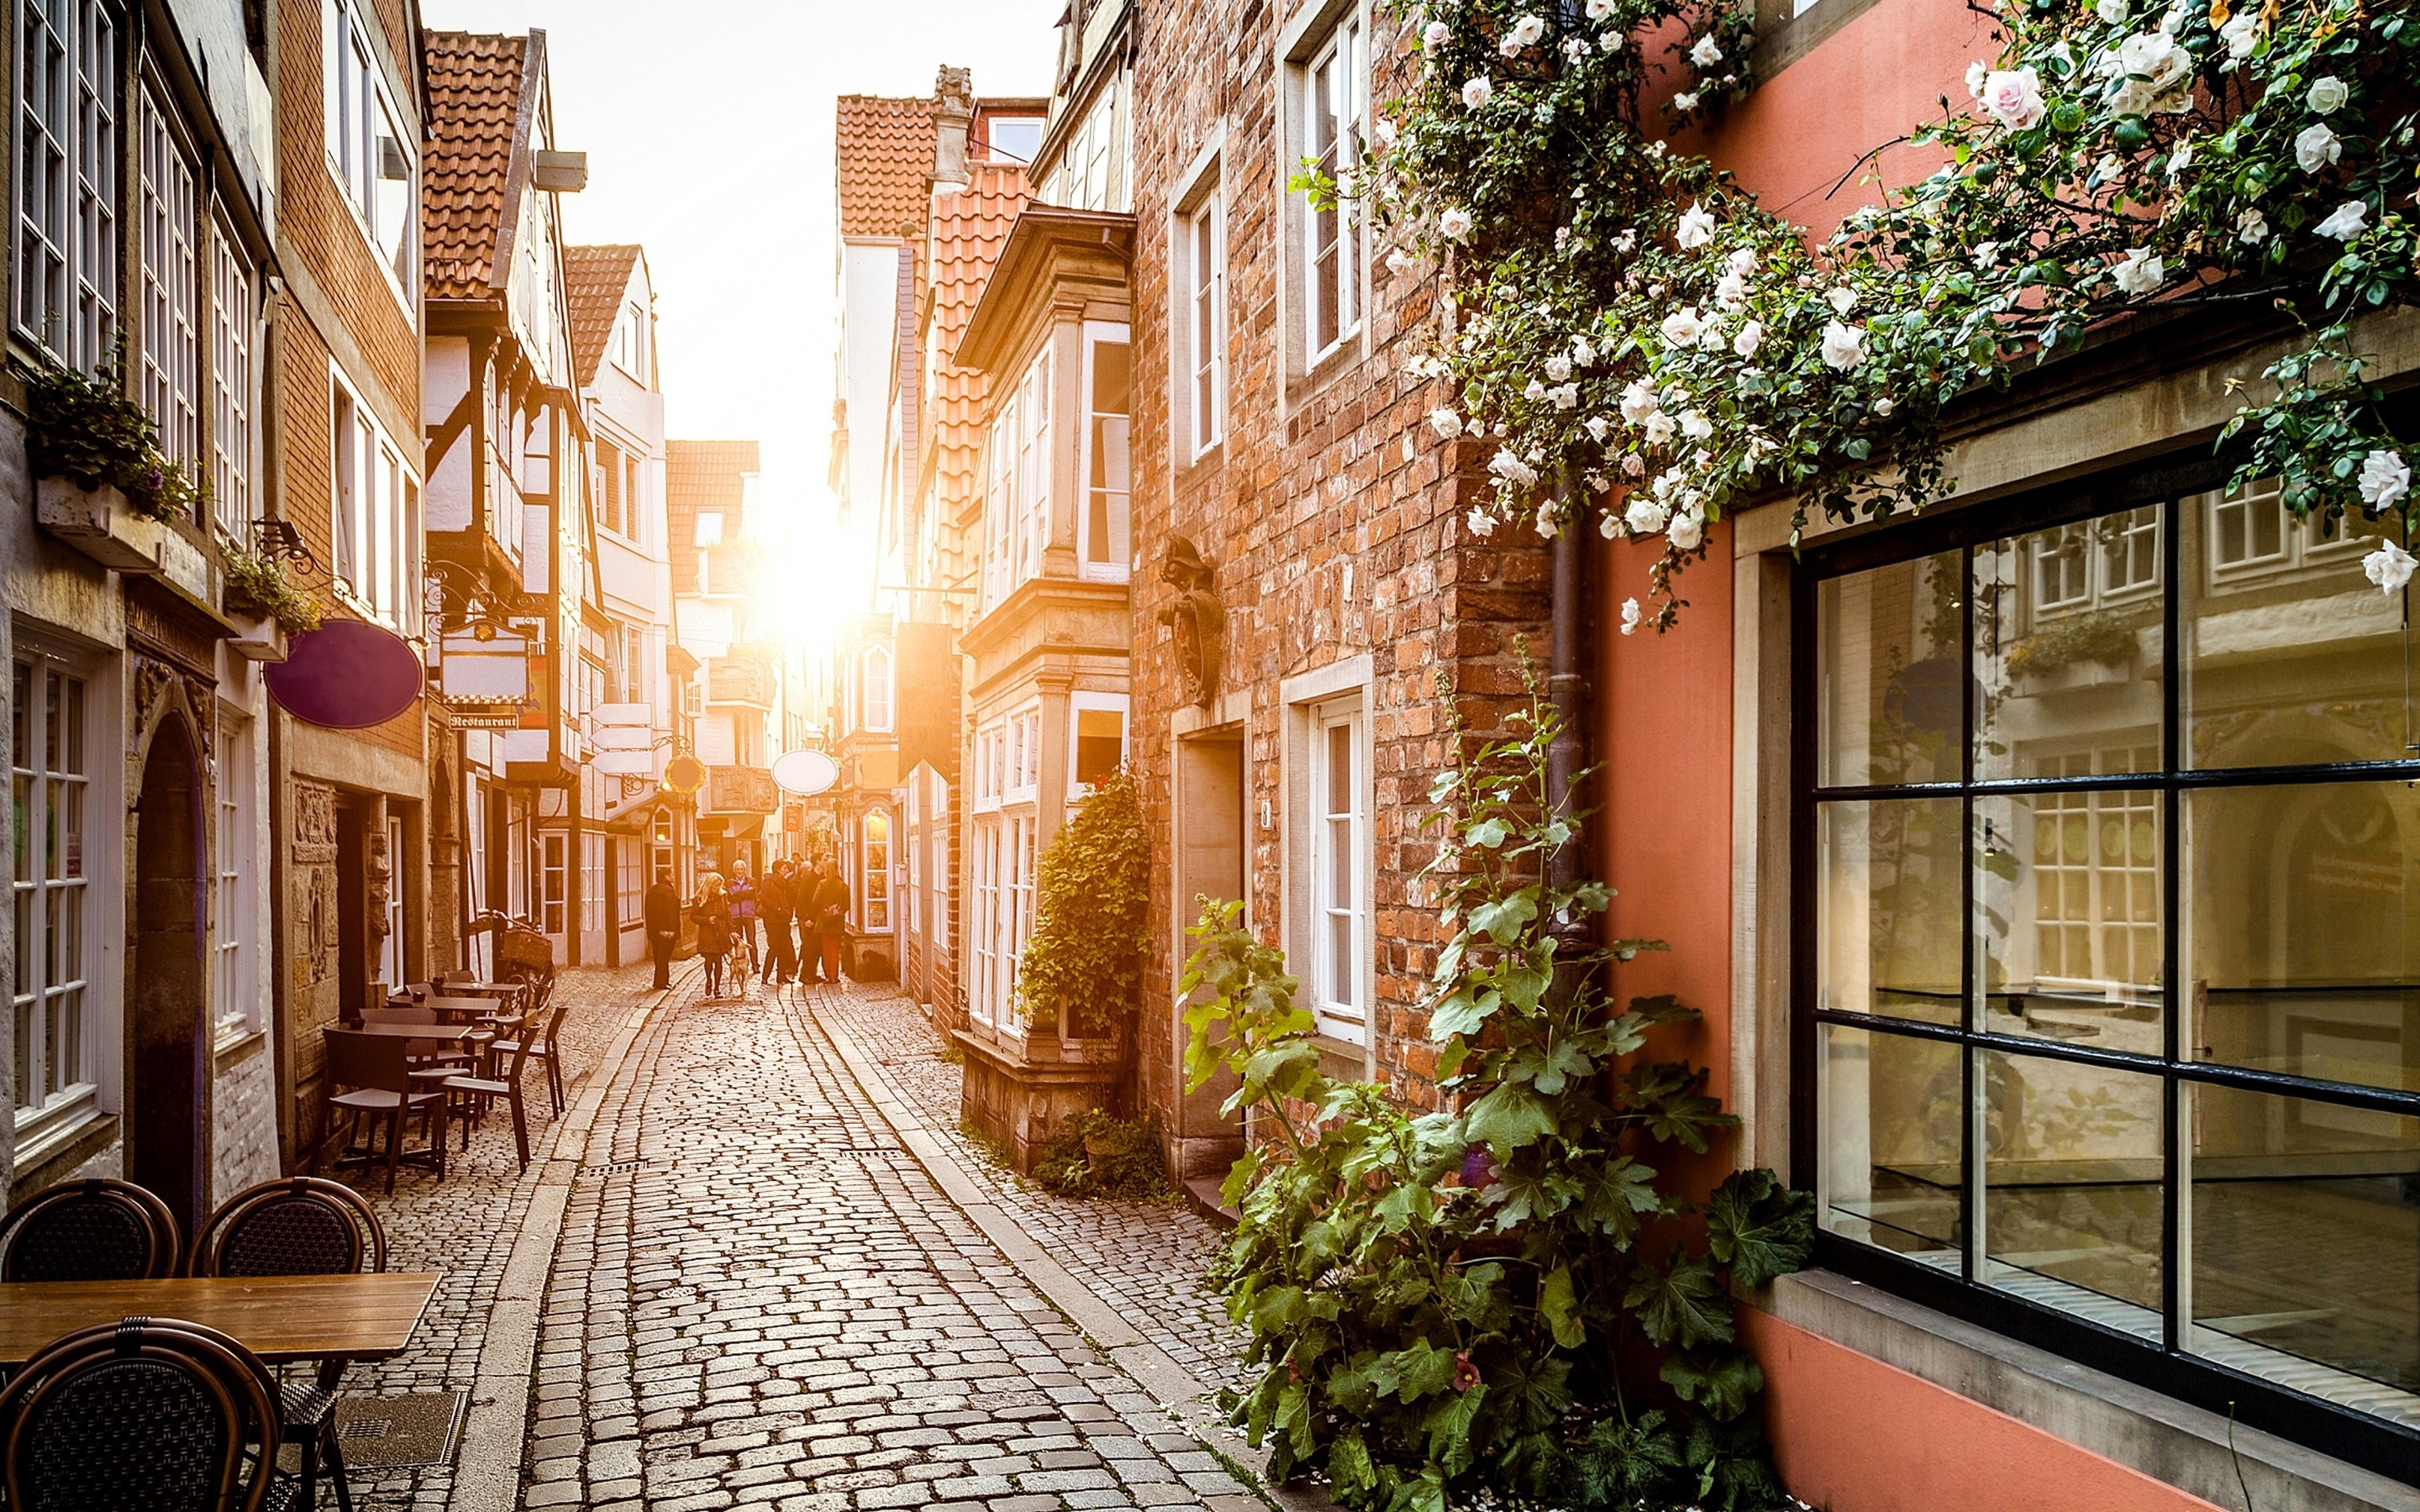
[347,1021,476,1045]
[410,995,512,1022]
[0,1272,443,1366]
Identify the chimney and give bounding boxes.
[931,66,975,199]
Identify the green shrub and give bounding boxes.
[18,349,207,522]
[1018,767,1148,1034]
[221,542,324,631]
[1181,670,1812,1512]
[1032,1110,1172,1200]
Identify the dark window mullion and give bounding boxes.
[2161,491,2185,1357]
[1961,542,1980,1283]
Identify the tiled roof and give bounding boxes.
[923,163,1028,522]
[666,440,760,596]
[424,31,530,301]
[566,244,643,386]
[836,95,934,242]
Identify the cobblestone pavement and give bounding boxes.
[526,969,1270,1511]
[333,963,660,1510]
[809,987,1250,1395]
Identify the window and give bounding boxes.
[539,832,566,935]
[13,657,92,1127]
[651,807,675,886]
[1301,13,1365,364]
[378,815,405,989]
[1049,75,1128,212]
[1306,698,1368,1043]
[862,811,892,931]
[209,224,255,535]
[138,87,199,482]
[863,644,893,732]
[1807,477,2420,1461]
[214,711,253,1034]
[616,837,643,928]
[986,114,1042,164]
[322,0,413,296]
[1071,694,1129,792]
[1080,324,1132,580]
[581,831,604,936]
[1174,190,1225,458]
[598,439,623,537]
[693,511,723,549]
[983,350,1053,606]
[16,0,118,368]
[611,301,649,384]
[329,370,418,629]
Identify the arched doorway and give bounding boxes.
[128,715,208,1238]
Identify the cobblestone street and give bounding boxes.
[333,965,1276,1512]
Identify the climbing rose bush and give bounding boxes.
[1362,0,2420,629]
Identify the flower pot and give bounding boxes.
[225,610,290,664]
[34,475,166,574]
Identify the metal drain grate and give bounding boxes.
[586,1158,650,1174]
[331,1392,466,1469]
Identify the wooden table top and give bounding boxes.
[408,996,510,1018]
[344,1022,475,1042]
[0,1271,443,1365]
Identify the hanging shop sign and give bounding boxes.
[662,753,707,794]
[265,619,424,729]
[708,765,778,816]
[771,748,839,797]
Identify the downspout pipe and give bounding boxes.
[1546,491,1587,900]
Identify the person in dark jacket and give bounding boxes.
[691,874,735,997]
[644,877,682,990]
[810,861,851,986]
[760,859,798,986]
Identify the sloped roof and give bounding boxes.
[836,95,934,242]
[666,439,760,596]
[566,244,643,386]
[923,163,1028,518]
[424,31,531,301]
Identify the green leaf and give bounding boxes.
[1660,1347,1765,1420]
[1460,1084,1558,1157]
[1539,1264,1585,1348]
[1705,1168,1817,1289]
[1625,1247,1734,1350]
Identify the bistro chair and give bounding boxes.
[192,1178,387,1512]
[440,969,476,988]
[0,1315,283,1512]
[443,1011,536,1173]
[501,989,576,1115]
[0,1178,181,1283]
[358,1005,476,1089]
[323,1029,448,1193]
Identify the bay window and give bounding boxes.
[17,0,118,369]
[1079,324,1132,580]
[984,350,1053,606]
[1803,467,2420,1463]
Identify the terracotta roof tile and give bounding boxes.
[566,244,643,386]
[836,95,936,242]
[923,164,1028,518]
[424,32,530,302]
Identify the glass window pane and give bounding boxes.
[1976,791,2164,1054]
[1326,722,1352,815]
[1816,551,1964,787]
[2183,481,2412,769]
[2186,781,2420,1095]
[2186,1081,2418,1427]
[1974,513,2164,782]
[1981,1050,2164,1337]
[1817,798,1964,1026]
[1818,1023,1963,1266]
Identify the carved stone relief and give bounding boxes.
[1157,538,1227,711]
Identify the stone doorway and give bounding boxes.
[128,714,209,1239]
[1170,730,1245,1180]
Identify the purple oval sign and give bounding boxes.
[266,619,425,730]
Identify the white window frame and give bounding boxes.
[1077,322,1133,583]
[213,707,255,1038]
[539,832,567,936]
[1306,695,1370,1044]
[209,218,256,537]
[1069,691,1131,796]
[611,299,649,384]
[15,0,118,370]
[11,647,102,1136]
[1296,7,1366,369]
[862,644,894,733]
[377,814,406,989]
[137,83,200,482]
[581,830,604,937]
[983,348,1054,608]
[860,809,892,932]
[329,365,421,633]
[321,0,414,306]
[1171,173,1226,460]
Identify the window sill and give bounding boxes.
[10,1102,114,1194]
[213,1023,266,1068]
[1755,1268,2417,1512]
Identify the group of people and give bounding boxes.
[641,856,851,997]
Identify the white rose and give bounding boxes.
[1423,19,1452,51]
[1691,34,1723,68]
[2236,206,2270,244]
[1544,355,1573,382]
[1625,496,1671,535]
[1979,67,2046,130]
[2307,76,2349,115]
[1620,597,1643,636]
[1599,30,1623,53]
[2364,539,2416,595]
[1644,412,1677,447]
[2112,246,2165,295]
[1463,76,1494,109]
[2296,123,2342,173]
[2116,29,2185,86]
[2360,449,2412,509]
[1572,338,1597,365]
[1728,246,1757,276]
[1827,286,1858,315]
[1672,91,1701,113]
[1534,507,1560,538]
[1733,320,1765,357]
[1965,60,1988,99]
[1549,383,1580,411]
[1713,270,1749,311]
[1822,320,1865,370]
[1465,508,1497,538]
[2096,0,2127,23]
[1619,380,1659,424]
[1487,449,1540,488]
[1585,0,1616,17]
[2316,200,2370,240]
[2219,10,2260,61]
[1668,511,1705,551]
[1563,37,1591,62]
[1584,415,1612,442]
[1680,409,1713,440]
[1428,408,1464,439]
[1676,202,1718,249]
[1439,207,1475,240]
[1524,378,1549,402]
[1874,396,1896,417]
[1660,307,1705,346]
[1510,14,1545,46]
[2166,137,2193,178]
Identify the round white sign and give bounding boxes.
[771,748,840,796]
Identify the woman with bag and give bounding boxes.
[691,874,735,997]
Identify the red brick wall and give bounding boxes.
[1126,1,1551,1122]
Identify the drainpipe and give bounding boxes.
[1546,491,1588,900]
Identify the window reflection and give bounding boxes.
[1818,1025,1962,1263]
[1977,792,2163,1055]
[1982,1052,2165,1336]
[1818,550,1964,788]
[1817,799,1963,1026]
[1973,510,2164,782]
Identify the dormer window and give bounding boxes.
[986,116,1043,165]
[612,299,650,384]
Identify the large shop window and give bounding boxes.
[321,0,413,298]
[1802,473,2420,1467]
[12,656,94,1130]
[860,811,892,932]
[17,0,119,369]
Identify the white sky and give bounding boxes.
[422,0,1061,541]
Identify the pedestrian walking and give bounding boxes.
[728,860,760,984]
[761,859,798,985]
[692,874,735,997]
[810,859,851,986]
[644,874,682,990]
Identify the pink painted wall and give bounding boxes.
[1739,1308,2228,1512]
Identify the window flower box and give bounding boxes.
[224,611,288,664]
[34,475,166,574]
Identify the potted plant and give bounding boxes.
[218,541,323,662]
[19,351,206,573]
